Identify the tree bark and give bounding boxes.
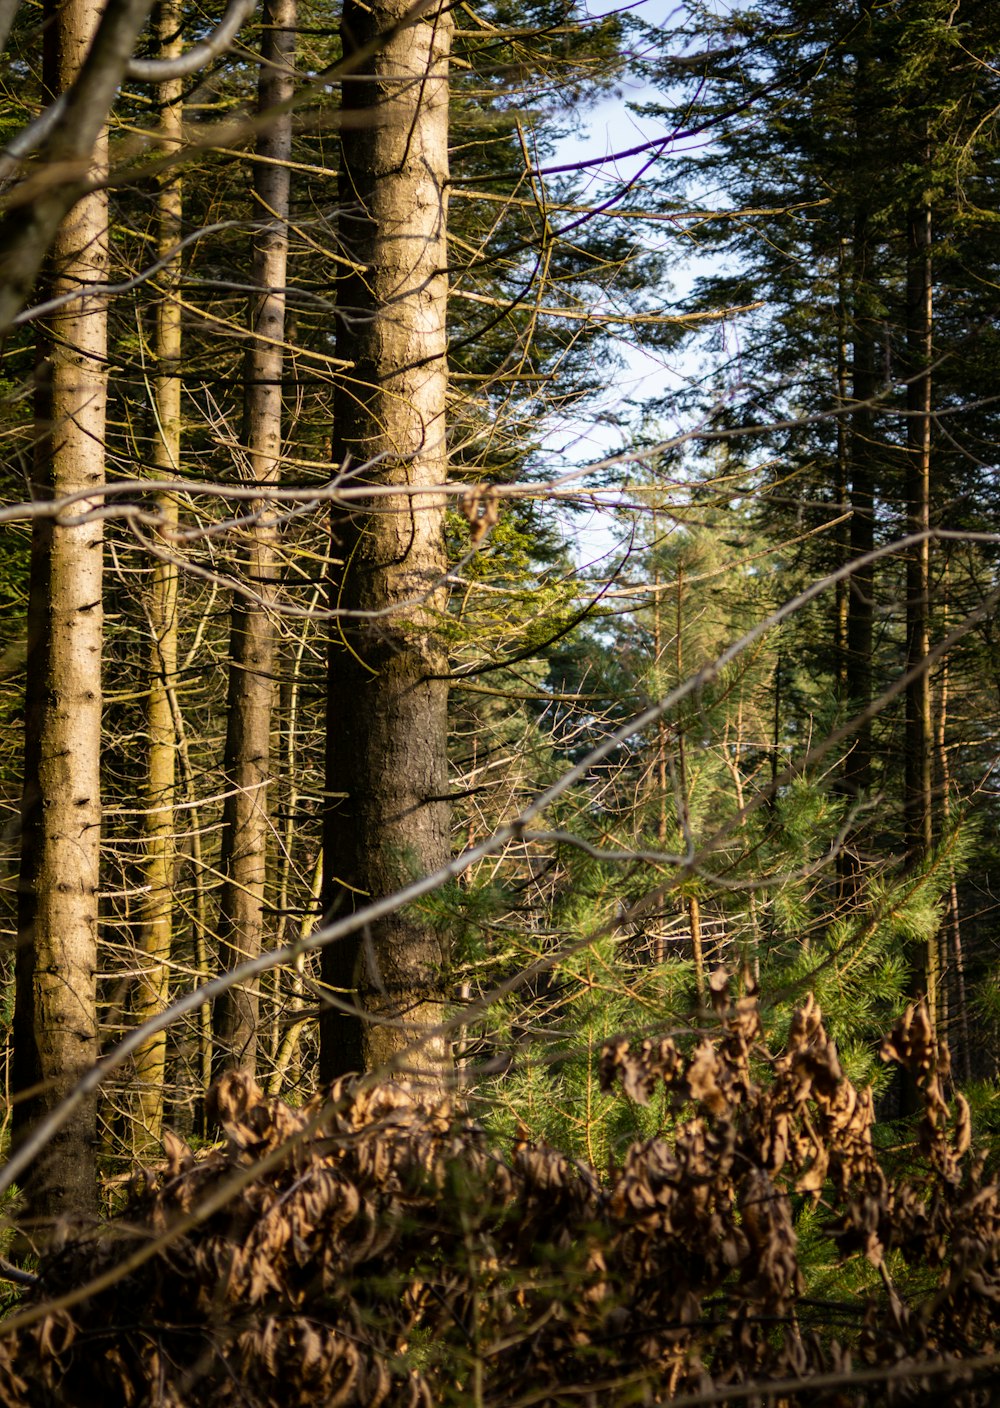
[214,0,296,1076]
[132,0,183,1156]
[12,0,110,1227]
[321,0,452,1081]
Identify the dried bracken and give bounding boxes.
[2,985,999,1405]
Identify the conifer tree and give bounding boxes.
[13,0,113,1224]
[640,0,1000,1035]
[214,0,297,1077]
[132,0,185,1155]
[322,0,454,1080]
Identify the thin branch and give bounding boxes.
[0,528,987,1206]
[126,0,257,80]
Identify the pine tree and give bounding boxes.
[132,0,184,1156]
[636,0,1000,1036]
[321,0,455,1080]
[13,0,112,1225]
[214,0,297,1078]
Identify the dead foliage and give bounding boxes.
[2,981,999,1406]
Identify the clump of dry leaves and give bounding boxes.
[1,981,998,1406]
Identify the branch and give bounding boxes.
[0,0,260,179]
[0,529,985,1210]
[0,0,155,333]
[0,1259,39,1289]
[126,0,258,80]
[0,98,66,181]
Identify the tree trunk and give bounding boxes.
[838,6,879,899]
[904,190,936,1017]
[321,0,452,1082]
[651,566,668,849]
[214,0,295,1075]
[12,0,109,1226]
[935,584,971,1080]
[132,0,183,1156]
[839,202,876,899]
[846,209,876,801]
[835,235,850,697]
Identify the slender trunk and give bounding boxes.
[846,207,876,803]
[322,0,452,1081]
[689,894,705,1007]
[833,233,851,911]
[904,189,936,1018]
[835,236,850,696]
[722,696,762,959]
[166,678,213,1124]
[267,581,321,1083]
[770,649,782,798]
[13,0,108,1225]
[839,200,876,901]
[672,566,704,1006]
[651,566,672,967]
[652,568,668,849]
[132,0,183,1156]
[839,5,879,900]
[214,0,295,1075]
[936,576,970,1079]
[268,848,323,1095]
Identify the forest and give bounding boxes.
[0,0,998,1401]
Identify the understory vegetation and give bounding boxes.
[1,983,996,1406]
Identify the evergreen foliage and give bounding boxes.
[0,991,996,1406]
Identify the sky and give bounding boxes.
[542,0,716,566]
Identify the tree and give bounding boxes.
[321,0,453,1080]
[214,0,297,1077]
[131,0,184,1155]
[12,0,112,1225]
[639,0,1000,1045]
[2,0,1000,1269]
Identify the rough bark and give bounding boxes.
[132,0,183,1155]
[12,0,110,1227]
[321,0,452,1081]
[214,0,295,1075]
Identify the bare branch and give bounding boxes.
[0,0,155,333]
[125,0,257,81]
[0,529,990,1203]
